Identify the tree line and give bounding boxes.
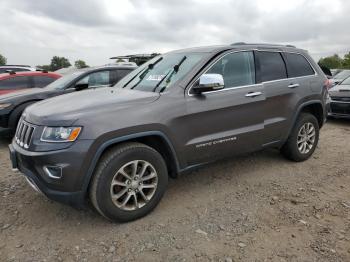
[0,53,89,70]
[318,52,350,70]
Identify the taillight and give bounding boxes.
[324,79,332,90]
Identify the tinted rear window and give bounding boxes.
[284,53,314,77]
[259,51,287,82]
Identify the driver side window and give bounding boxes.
[77,71,110,88]
[207,51,256,88]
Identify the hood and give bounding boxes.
[25,87,160,126]
[329,84,350,97]
[0,88,46,101]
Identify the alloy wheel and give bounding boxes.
[110,160,158,211]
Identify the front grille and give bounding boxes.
[15,119,35,149]
[331,96,350,102]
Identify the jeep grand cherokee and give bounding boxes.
[9,43,328,222]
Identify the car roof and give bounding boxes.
[86,65,138,71]
[0,71,61,79]
[169,43,306,54]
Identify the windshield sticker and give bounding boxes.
[146,75,165,81]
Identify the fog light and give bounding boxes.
[43,166,63,179]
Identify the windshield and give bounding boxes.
[333,70,350,80]
[115,52,207,92]
[341,76,350,85]
[45,71,84,90]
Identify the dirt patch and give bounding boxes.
[1,119,350,261]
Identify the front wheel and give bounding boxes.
[89,142,168,222]
[281,113,319,162]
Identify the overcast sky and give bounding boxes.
[0,0,349,66]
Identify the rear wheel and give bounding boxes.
[89,142,168,222]
[281,113,319,162]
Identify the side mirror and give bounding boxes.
[192,74,224,94]
[75,83,88,91]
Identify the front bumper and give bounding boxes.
[328,99,350,118]
[9,139,94,207]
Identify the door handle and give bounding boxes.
[288,83,300,88]
[245,91,262,98]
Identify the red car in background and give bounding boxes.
[0,71,61,96]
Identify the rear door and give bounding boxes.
[183,51,265,165]
[259,50,316,146]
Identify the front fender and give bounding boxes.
[80,131,180,195]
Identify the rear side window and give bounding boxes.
[33,76,56,88]
[284,53,314,77]
[0,76,30,90]
[207,51,256,88]
[259,51,287,82]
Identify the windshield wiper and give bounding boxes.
[122,57,163,89]
[152,56,187,92]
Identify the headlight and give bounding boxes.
[0,103,12,110]
[41,127,82,142]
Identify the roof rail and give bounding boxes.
[230,42,296,48]
[5,70,16,75]
[3,65,31,68]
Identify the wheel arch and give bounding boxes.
[285,100,324,144]
[82,131,180,195]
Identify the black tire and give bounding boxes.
[8,102,36,134]
[281,113,319,162]
[89,142,168,222]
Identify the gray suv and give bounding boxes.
[9,43,328,222]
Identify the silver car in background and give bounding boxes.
[328,76,350,118]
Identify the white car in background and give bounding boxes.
[0,65,36,74]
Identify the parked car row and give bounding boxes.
[7,43,329,222]
[0,64,136,133]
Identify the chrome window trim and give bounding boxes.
[187,49,318,97]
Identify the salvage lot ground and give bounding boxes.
[0,120,349,262]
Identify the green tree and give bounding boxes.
[0,53,7,66]
[342,52,350,69]
[74,59,89,69]
[50,56,71,71]
[318,54,342,69]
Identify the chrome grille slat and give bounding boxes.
[15,119,35,149]
[16,121,24,141]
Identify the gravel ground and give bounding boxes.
[0,119,350,262]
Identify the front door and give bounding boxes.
[183,51,265,166]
